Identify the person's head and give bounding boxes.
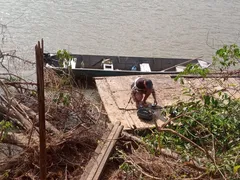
[144,79,153,89]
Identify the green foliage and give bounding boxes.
[57,49,73,68]
[169,95,239,152]
[142,130,164,155]
[174,64,209,84]
[213,44,240,71]
[234,165,240,174]
[0,120,13,141]
[53,92,71,106]
[143,96,240,178]
[119,162,134,172]
[8,76,19,82]
[56,49,75,85]
[175,44,239,84]
[143,44,240,178]
[3,171,9,178]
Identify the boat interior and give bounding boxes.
[44,53,206,72]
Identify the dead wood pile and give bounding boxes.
[102,131,206,180]
[0,66,109,179]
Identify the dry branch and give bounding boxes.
[0,150,27,172]
[121,131,207,174]
[0,102,30,130]
[2,53,35,65]
[122,131,179,160]
[160,128,214,160]
[1,132,37,148]
[0,49,108,179]
[20,103,61,136]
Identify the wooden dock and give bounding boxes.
[95,74,190,130]
[95,74,240,130]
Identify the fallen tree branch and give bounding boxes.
[182,172,208,180]
[3,81,37,86]
[0,150,28,172]
[1,132,37,148]
[122,131,180,161]
[159,128,214,162]
[20,103,61,136]
[122,131,207,172]
[211,135,227,180]
[125,158,162,180]
[0,103,28,130]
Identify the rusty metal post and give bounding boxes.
[35,39,46,179]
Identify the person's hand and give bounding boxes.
[139,101,147,108]
[153,99,158,106]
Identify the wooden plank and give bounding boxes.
[106,75,190,108]
[122,110,136,129]
[95,78,131,128]
[93,122,123,179]
[81,122,124,180]
[80,124,113,180]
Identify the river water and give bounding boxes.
[0,0,240,78]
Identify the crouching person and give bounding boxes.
[131,78,157,109]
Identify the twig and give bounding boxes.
[125,158,162,180]
[3,81,37,86]
[65,165,68,180]
[184,115,221,144]
[211,134,227,180]
[160,112,191,129]
[28,120,35,147]
[182,172,207,180]
[160,128,214,161]
[121,131,180,160]
[0,73,27,82]
[3,53,35,65]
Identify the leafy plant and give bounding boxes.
[174,63,210,84]
[213,44,240,71]
[0,120,13,141]
[57,49,73,68]
[53,92,71,106]
[143,44,240,179]
[56,49,76,85]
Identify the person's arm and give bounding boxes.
[142,89,151,104]
[152,88,157,105]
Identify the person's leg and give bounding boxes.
[131,91,143,108]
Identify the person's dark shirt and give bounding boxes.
[136,78,146,90]
[136,78,156,94]
[132,78,157,103]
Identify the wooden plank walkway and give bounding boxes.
[95,74,240,130]
[95,74,189,130]
[80,122,124,180]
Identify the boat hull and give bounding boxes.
[71,68,178,77]
[44,53,209,78]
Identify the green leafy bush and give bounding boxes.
[143,44,240,179]
[57,49,73,68]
